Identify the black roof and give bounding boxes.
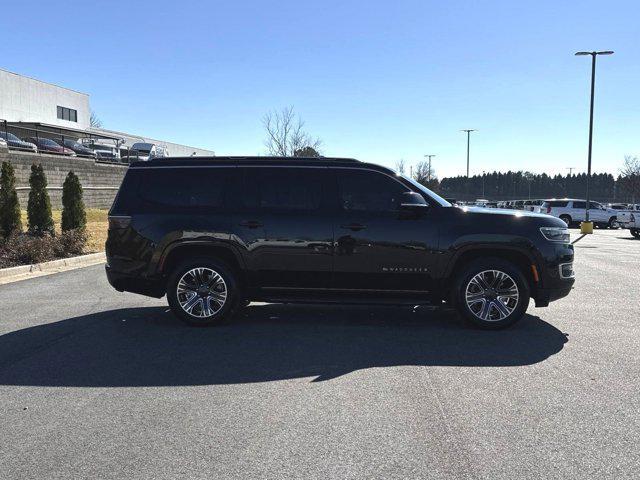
[130,156,363,168]
[128,156,400,177]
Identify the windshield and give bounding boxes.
[399,174,451,207]
[1,132,22,142]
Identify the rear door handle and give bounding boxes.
[239,220,263,229]
[340,223,366,231]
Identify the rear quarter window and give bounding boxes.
[109,169,140,215]
[137,167,234,211]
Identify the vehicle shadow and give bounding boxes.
[0,304,568,387]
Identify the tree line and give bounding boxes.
[437,162,639,203]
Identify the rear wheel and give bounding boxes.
[453,258,530,330]
[631,228,640,239]
[167,257,240,326]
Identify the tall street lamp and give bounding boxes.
[424,154,435,182]
[575,50,613,224]
[461,129,476,177]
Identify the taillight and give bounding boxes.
[108,215,131,230]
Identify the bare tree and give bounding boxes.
[263,106,321,157]
[413,160,439,191]
[620,155,640,202]
[395,159,405,174]
[90,110,103,128]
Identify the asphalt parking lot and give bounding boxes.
[1,229,638,479]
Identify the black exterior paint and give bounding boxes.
[105,157,575,306]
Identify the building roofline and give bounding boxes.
[0,68,89,96]
[90,127,215,153]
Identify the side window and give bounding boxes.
[243,167,324,212]
[138,168,232,210]
[338,169,408,212]
[572,201,585,209]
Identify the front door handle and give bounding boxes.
[340,223,366,231]
[239,220,263,229]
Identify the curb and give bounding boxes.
[0,252,106,280]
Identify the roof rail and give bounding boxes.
[149,156,361,163]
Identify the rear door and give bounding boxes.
[232,166,334,292]
[570,201,586,221]
[330,168,440,296]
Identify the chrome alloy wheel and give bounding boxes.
[176,267,228,318]
[464,270,519,322]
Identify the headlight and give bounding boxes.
[540,227,570,243]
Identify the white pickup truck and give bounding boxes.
[616,204,640,238]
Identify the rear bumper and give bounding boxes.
[105,265,165,298]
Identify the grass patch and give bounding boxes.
[20,209,108,253]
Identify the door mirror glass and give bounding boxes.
[400,191,428,209]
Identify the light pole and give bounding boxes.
[461,129,476,177]
[575,50,613,223]
[424,154,435,183]
[481,170,486,198]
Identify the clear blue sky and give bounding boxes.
[1,0,638,178]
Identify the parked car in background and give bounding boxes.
[607,203,630,211]
[524,199,544,212]
[0,131,38,152]
[540,199,618,228]
[63,139,98,158]
[84,142,120,161]
[128,142,169,161]
[24,137,76,156]
[616,204,640,238]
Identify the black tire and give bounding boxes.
[608,217,618,229]
[559,214,572,227]
[166,257,240,326]
[631,228,640,239]
[453,258,530,330]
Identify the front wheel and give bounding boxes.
[631,228,640,239]
[453,258,530,329]
[166,258,240,326]
[608,217,618,229]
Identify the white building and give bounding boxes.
[0,68,90,130]
[0,67,214,158]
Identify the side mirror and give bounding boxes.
[400,191,429,209]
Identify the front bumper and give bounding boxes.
[533,280,574,307]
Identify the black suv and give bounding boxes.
[106,157,575,329]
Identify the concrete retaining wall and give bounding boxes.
[1,150,127,209]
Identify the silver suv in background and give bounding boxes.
[129,143,169,161]
[541,199,619,228]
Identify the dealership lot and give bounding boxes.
[0,229,638,479]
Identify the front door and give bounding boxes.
[233,166,334,293]
[330,168,440,296]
